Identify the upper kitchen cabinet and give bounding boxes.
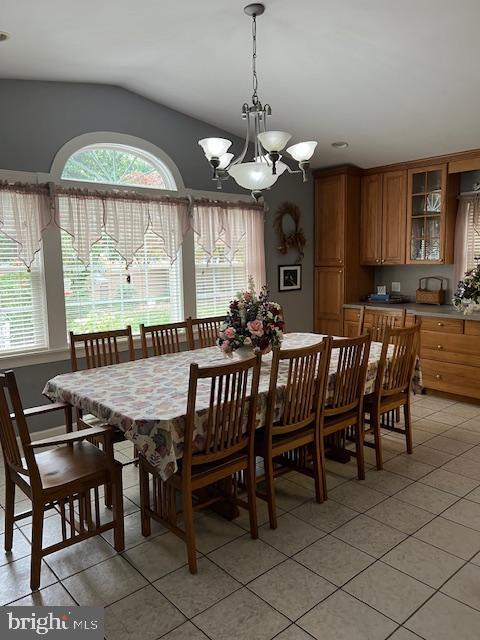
[360,170,407,265]
[406,164,458,264]
[315,173,345,266]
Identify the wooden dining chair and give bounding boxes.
[0,370,124,590]
[358,307,407,342]
[139,354,262,573]
[69,326,137,505]
[186,316,224,349]
[140,320,190,357]
[256,338,332,529]
[319,334,371,498]
[363,323,421,470]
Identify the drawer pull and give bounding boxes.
[435,374,442,379]
[437,322,444,327]
[437,344,443,350]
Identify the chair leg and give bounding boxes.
[183,489,197,574]
[103,434,114,509]
[371,407,384,471]
[395,407,401,423]
[246,461,258,539]
[264,453,277,529]
[139,461,151,537]
[355,421,366,481]
[311,441,325,504]
[404,399,413,454]
[319,433,328,500]
[30,503,44,591]
[4,474,15,552]
[112,466,125,552]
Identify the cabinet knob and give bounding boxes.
[437,344,443,350]
[381,259,385,263]
[375,259,380,263]
[338,270,342,273]
[437,322,444,327]
[435,374,442,379]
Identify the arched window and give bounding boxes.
[61,143,177,190]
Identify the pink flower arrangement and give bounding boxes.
[217,277,284,356]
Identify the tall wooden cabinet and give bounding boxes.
[314,167,374,335]
[360,170,407,265]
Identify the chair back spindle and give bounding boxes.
[183,354,261,467]
[358,307,407,342]
[140,321,189,358]
[187,316,224,349]
[325,335,371,417]
[69,327,135,371]
[376,324,421,398]
[266,338,332,438]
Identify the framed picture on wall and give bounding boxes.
[278,265,302,291]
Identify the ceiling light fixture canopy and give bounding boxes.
[197,4,317,201]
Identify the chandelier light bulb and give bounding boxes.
[198,138,232,160]
[257,131,292,152]
[286,141,318,162]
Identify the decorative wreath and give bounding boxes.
[273,201,306,263]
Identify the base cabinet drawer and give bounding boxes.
[420,317,464,333]
[420,331,480,367]
[422,359,480,399]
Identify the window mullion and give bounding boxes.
[41,223,68,350]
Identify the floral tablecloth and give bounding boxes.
[43,333,421,480]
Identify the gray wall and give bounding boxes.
[374,264,456,302]
[0,80,313,428]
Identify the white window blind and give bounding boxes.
[61,228,183,334]
[466,202,480,269]
[195,229,248,318]
[0,234,47,353]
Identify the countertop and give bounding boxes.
[344,302,480,321]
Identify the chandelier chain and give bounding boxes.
[252,15,258,104]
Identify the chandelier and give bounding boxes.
[198,3,317,201]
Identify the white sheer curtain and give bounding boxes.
[192,200,266,290]
[454,195,480,286]
[55,189,190,267]
[0,184,52,270]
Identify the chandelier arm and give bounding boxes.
[229,108,251,168]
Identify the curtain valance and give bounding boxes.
[192,199,266,289]
[54,188,190,267]
[0,182,265,277]
[0,182,52,270]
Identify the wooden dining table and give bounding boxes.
[43,332,421,481]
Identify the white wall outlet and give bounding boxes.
[391,282,401,293]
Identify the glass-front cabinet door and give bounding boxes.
[407,165,447,263]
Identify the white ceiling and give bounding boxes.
[2,0,480,169]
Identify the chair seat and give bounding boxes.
[323,410,359,435]
[32,441,110,492]
[256,425,315,456]
[364,392,407,413]
[166,450,248,491]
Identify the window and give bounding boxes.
[195,225,248,318]
[61,144,176,190]
[0,234,47,353]
[61,229,183,334]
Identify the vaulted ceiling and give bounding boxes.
[2,0,480,168]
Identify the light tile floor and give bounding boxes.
[2,393,480,639]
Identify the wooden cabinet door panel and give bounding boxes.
[382,170,407,264]
[315,175,345,266]
[315,267,344,334]
[360,174,383,265]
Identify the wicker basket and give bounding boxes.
[416,277,446,305]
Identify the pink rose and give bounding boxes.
[224,327,236,339]
[247,319,264,337]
